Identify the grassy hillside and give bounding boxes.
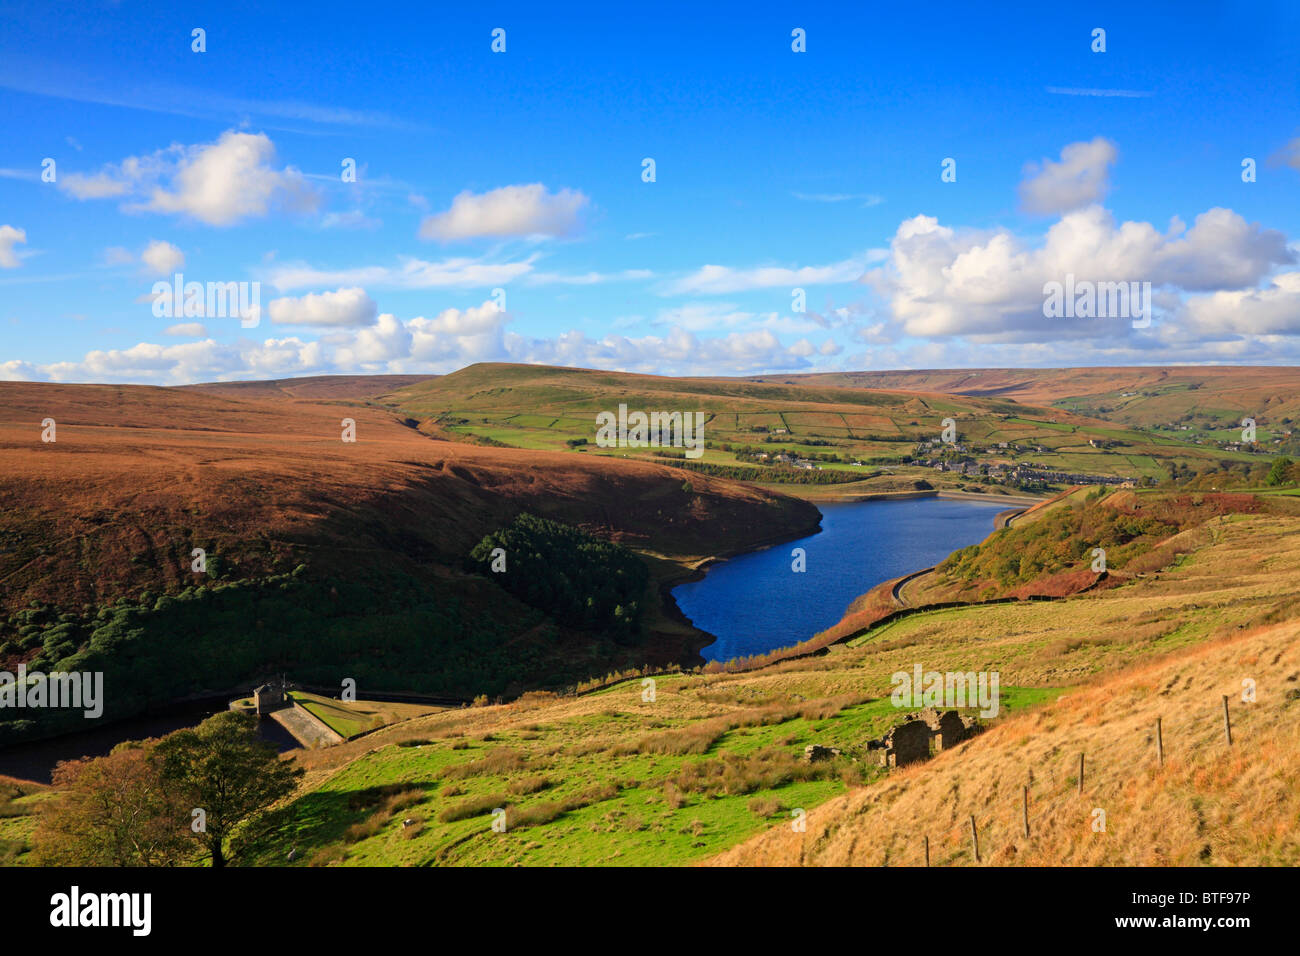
[95,496,1293,868]
[377,363,1271,490]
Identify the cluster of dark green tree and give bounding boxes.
[0,564,552,744]
[31,711,301,867]
[1267,456,1298,486]
[469,513,648,641]
[1160,458,1285,490]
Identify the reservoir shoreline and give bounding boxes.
[671,495,1016,664]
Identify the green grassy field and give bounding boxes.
[250,684,1061,866]
[377,364,1268,484]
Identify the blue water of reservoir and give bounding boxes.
[672,497,1009,662]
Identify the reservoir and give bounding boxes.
[673,497,1010,662]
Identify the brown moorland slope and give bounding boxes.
[0,381,819,724]
[183,374,435,402]
[749,366,1300,406]
[0,380,816,612]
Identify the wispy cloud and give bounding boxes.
[792,192,884,207]
[264,254,540,292]
[1045,86,1153,98]
[664,254,885,295]
[525,269,653,286]
[0,70,422,131]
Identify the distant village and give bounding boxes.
[907,439,1137,488]
[737,438,1139,488]
[716,417,1294,489]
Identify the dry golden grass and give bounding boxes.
[707,618,1300,867]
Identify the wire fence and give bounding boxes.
[907,694,1243,866]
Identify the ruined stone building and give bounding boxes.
[869,709,983,767]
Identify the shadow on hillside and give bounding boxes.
[247,780,439,866]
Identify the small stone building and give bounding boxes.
[870,719,932,767]
[920,708,968,751]
[869,710,984,767]
[253,682,286,715]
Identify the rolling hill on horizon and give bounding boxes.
[0,361,1294,747]
[373,362,1286,485]
[749,366,1300,435]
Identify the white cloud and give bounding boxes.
[1276,138,1300,173]
[665,255,880,295]
[59,130,319,226]
[865,205,1292,342]
[105,240,185,275]
[0,359,41,380]
[164,322,209,336]
[1019,137,1117,215]
[267,287,378,327]
[142,131,317,225]
[18,295,828,383]
[0,225,27,268]
[38,337,324,385]
[419,184,588,241]
[1178,272,1300,336]
[265,254,537,292]
[140,239,185,276]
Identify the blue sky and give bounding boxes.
[1,1,1298,383]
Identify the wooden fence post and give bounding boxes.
[1222,695,1232,746]
[924,835,930,867]
[1077,753,1084,795]
[969,815,980,863]
[1022,786,1030,838]
[1155,717,1164,767]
